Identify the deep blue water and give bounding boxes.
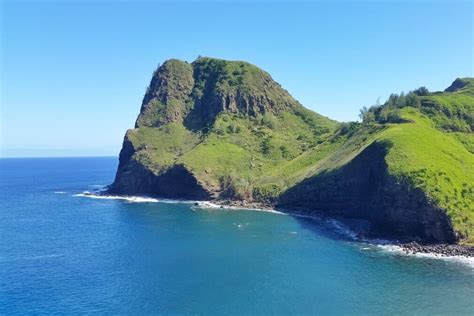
[0,157,473,315]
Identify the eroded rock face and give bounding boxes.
[135,57,300,130]
[109,160,211,200]
[444,78,468,92]
[135,59,195,128]
[109,135,211,200]
[278,142,457,244]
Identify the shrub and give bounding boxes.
[338,122,361,135]
[279,145,290,159]
[226,124,240,133]
[260,137,272,155]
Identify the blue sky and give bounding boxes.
[1,0,472,157]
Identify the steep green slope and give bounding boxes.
[110,58,473,244]
[381,109,473,242]
[279,81,474,244]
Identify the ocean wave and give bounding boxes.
[88,184,107,189]
[54,191,67,194]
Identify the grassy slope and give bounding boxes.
[127,110,338,198]
[179,111,338,196]
[418,79,474,133]
[377,108,474,243]
[125,122,201,173]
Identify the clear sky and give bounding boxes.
[1,0,472,157]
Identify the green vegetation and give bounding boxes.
[377,109,473,243]
[355,80,474,244]
[117,57,474,244]
[360,78,474,133]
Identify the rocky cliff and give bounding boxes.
[109,58,474,245]
[278,141,457,243]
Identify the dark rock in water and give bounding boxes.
[400,241,474,257]
[108,134,212,200]
[109,159,211,200]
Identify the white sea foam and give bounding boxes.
[54,191,67,194]
[74,192,203,204]
[88,184,107,189]
[193,201,286,215]
[74,192,160,203]
[326,219,359,240]
[376,244,474,268]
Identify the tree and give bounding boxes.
[359,106,368,121]
[260,137,272,155]
[359,106,375,123]
[406,92,420,108]
[413,86,429,96]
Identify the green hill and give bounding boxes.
[109,57,474,245]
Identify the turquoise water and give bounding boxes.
[0,157,473,315]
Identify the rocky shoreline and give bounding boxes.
[398,241,474,258]
[204,199,474,258]
[96,192,474,259]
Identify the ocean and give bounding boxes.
[0,157,473,315]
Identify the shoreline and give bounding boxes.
[81,191,474,258]
[193,200,474,258]
[397,241,474,258]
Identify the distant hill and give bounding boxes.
[109,57,474,245]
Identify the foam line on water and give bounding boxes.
[75,192,161,203]
[74,191,204,204]
[194,201,286,215]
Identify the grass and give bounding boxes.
[126,122,201,172]
[179,110,337,191]
[377,108,474,244]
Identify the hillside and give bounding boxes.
[110,57,337,200]
[109,58,473,245]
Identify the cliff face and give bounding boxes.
[134,58,301,130]
[109,58,474,245]
[278,142,457,243]
[135,60,195,128]
[109,131,212,200]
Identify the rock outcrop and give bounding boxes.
[109,132,212,200]
[108,58,474,245]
